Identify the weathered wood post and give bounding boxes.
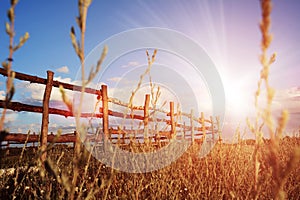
[170,102,175,139]
[101,85,109,149]
[33,132,36,148]
[5,141,10,155]
[122,129,126,145]
[144,94,150,144]
[210,116,214,142]
[190,109,194,143]
[216,116,222,143]
[201,112,206,142]
[40,70,54,163]
[183,122,186,140]
[117,126,121,144]
[73,131,77,150]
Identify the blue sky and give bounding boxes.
[0,0,300,139]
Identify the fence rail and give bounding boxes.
[0,68,101,96]
[0,68,220,161]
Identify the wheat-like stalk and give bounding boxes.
[0,0,29,131]
[247,1,300,199]
[61,0,108,198]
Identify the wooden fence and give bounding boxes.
[0,68,221,161]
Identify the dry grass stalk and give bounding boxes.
[128,49,157,109]
[247,0,300,199]
[0,0,29,131]
[64,1,108,197]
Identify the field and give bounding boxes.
[1,0,300,199]
[0,137,300,199]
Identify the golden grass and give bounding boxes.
[0,137,300,199]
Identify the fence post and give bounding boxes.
[6,141,10,155]
[40,70,54,164]
[33,132,35,148]
[101,85,109,149]
[190,109,194,143]
[216,116,222,143]
[210,116,214,142]
[122,131,126,145]
[73,131,77,149]
[144,94,150,144]
[201,112,206,142]
[183,122,186,140]
[170,102,175,139]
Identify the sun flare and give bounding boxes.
[224,81,252,118]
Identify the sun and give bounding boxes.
[223,79,253,118]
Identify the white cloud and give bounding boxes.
[107,77,122,83]
[54,76,72,83]
[18,76,74,102]
[0,109,18,123]
[120,61,139,68]
[261,87,300,131]
[25,83,45,101]
[56,66,69,74]
[285,87,300,99]
[12,76,104,120]
[274,87,300,112]
[0,90,5,100]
